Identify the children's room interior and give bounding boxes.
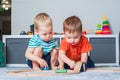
[0,0,120,80]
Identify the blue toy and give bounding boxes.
[41,67,50,70]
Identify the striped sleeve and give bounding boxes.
[28,35,40,48]
[54,40,59,49]
[50,39,59,49]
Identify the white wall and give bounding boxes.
[12,0,120,34]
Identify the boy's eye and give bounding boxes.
[49,32,52,35]
[74,37,78,39]
[42,32,52,36]
[43,34,47,35]
[67,37,71,39]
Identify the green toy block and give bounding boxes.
[55,69,67,73]
[103,21,108,24]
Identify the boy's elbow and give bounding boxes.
[25,52,28,58]
[25,50,29,58]
[24,48,30,58]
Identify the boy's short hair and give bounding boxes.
[63,16,82,34]
[34,13,52,31]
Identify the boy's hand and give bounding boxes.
[51,66,60,70]
[37,58,48,68]
[68,60,76,69]
[58,65,64,70]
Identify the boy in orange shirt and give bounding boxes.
[58,16,92,70]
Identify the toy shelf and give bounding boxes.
[2,34,119,67]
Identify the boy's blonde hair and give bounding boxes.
[63,16,82,34]
[34,13,52,32]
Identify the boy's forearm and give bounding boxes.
[25,48,42,62]
[59,51,72,65]
[25,52,40,62]
[26,53,41,62]
[81,53,88,63]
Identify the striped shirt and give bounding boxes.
[28,35,59,55]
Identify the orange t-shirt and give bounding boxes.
[59,35,92,62]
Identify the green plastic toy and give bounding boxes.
[55,69,67,73]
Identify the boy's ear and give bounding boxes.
[63,32,65,35]
[34,28,39,34]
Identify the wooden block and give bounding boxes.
[73,61,82,73]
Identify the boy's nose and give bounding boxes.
[46,34,50,37]
[71,39,74,42]
[46,34,51,39]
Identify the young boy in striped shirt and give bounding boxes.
[25,13,59,70]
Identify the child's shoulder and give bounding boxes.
[80,35,89,44]
[61,38,69,44]
[61,37,66,42]
[81,35,88,40]
[30,34,41,42]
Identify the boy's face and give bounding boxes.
[38,24,53,42]
[64,32,81,45]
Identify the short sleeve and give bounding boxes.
[50,39,59,49]
[54,40,59,49]
[28,35,40,48]
[59,38,68,52]
[80,36,92,53]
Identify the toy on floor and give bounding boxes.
[55,61,82,73]
[41,67,50,70]
[55,69,67,73]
